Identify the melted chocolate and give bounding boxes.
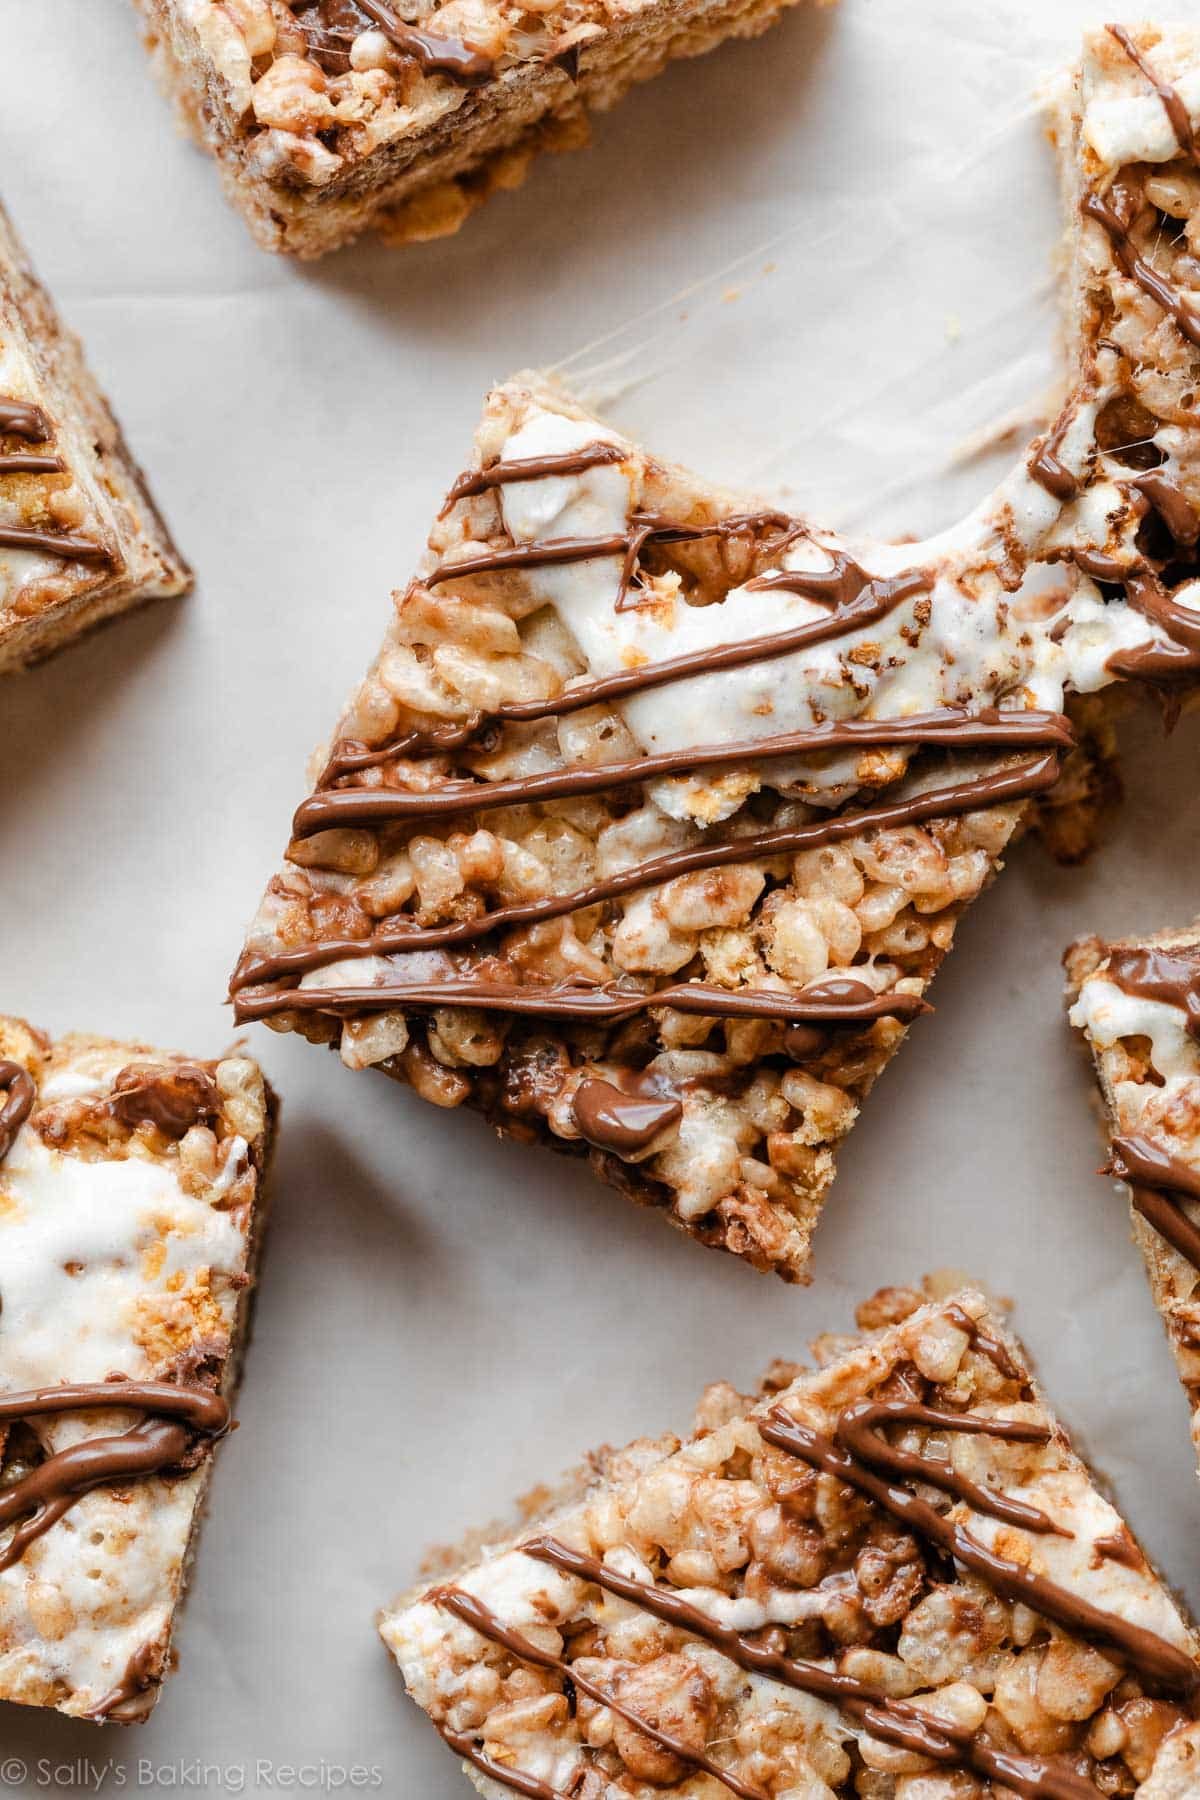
[110,1061,220,1139]
[428,533,632,586]
[233,752,1059,995]
[1106,943,1200,1037]
[1109,1132,1200,1271]
[442,442,626,510]
[1107,24,1200,168]
[0,398,50,441]
[836,1399,1067,1535]
[943,1302,1025,1382]
[0,453,63,476]
[293,706,1074,836]
[1029,416,1079,501]
[761,1405,1199,1694]
[0,1059,35,1162]
[88,1641,162,1724]
[1084,191,1200,348]
[0,524,109,562]
[234,975,929,1026]
[354,0,493,83]
[436,1722,567,1800]
[434,1587,766,1800]
[1131,470,1200,547]
[0,1380,229,1575]
[571,1079,682,1154]
[522,1537,1099,1799]
[319,566,934,775]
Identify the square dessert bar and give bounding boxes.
[0,202,191,675]
[0,1015,275,1722]
[130,0,833,257]
[1067,923,1200,1475]
[381,1280,1200,1798]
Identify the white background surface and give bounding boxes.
[2,1,1199,1793]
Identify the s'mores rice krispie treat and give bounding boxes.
[0,1016,275,1722]
[228,27,1200,1283]
[1066,924,1200,1476]
[381,1279,1200,1800]
[129,0,834,258]
[0,202,191,675]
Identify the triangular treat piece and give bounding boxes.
[0,200,191,673]
[1066,922,1200,1472]
[0,1015,275,1721]
[232,25,1200,1280]
[381,1280,1200,1798]
[131,0,836,258]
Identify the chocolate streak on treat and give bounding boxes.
[1109,1133,1200,1271]
[523,1538,1098,1799]
[761,1405,1199,1694]
[836,1399,1070,1535]
[1028,415,1079,501]
[1106,944,1200,1037]
[1131,471,1200,546]
[435,1723,569,1800]
[0,1381,230,1575]
[0,1059,35,1162]
[0,523,110,562]
[943,1301,1025,1382]
[234,753,1060,992]
[295,707,1074,834]
[353,0,493,83]
[0,454,63,476]
[88,1641,163,1724]
[0,398,51,440]
[572,1080,682,1153]
[426,510,802,594]
[1107,23,1200,168]
[441,442,626,511]
[1084,191,1200,347]
[317,566,935,780]
[110,1061,220,1139]
[234,975,930,1026]
[434,1587,767,1800]
[428,532,631,585]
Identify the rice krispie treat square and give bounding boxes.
[381,1279,1200,1798]
[229,25,1200,1281]
[129,0,835,258]
[0,1015,275,1722]
[1067,923,1200,1479]
[0,201,191,675]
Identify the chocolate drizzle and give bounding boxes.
[571,1079,682,1153]
[441,442,626,511]
[521,1537,1099,1798]
[0,398,51,441]
[1029,415,1079,502]
[761,1405,1199,1694]
[1107,24,1200,168]
[434,1587,767,1800]
[0,1059,35,1163]
[1084,191,1200,348]
[0,1380,230,1575]
[294,706,1074,836]
[0,524,110,561]
[353,0,494,83]
[233,751,1060,998]
[0,454,63,477]
[1106,943,1200,1037]
[1131,470,1200,547]
[316,563,934,779]
[88,1641,163,1724]
[233,975,930,1026]
[436,1722,568,1800]
[1109,1132,1200,1272]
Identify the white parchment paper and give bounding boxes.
[1,1,1199,1793]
